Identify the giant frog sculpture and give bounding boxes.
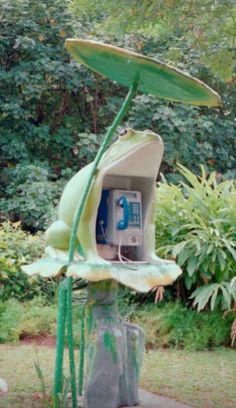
[23,128,182,408]
[22,38,221,408]
[23,128,182,292]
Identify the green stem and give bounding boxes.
[68,82,138,263]
[54,280,67,404]
[78,304,86,396]
[66,277,78,408]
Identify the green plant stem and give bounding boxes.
[66,278,77,408]
[68,81,138,263]
[54,280,67,405]
[78,304,86,396]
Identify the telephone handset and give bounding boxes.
[108,190,142,246]
[96,189,142,246]
[117,196,129,230]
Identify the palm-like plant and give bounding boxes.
[156,164,236,312]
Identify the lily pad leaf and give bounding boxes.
[66,39,222,107]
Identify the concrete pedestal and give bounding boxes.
[84,280,145,408]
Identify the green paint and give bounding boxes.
[131,333,140,379]
[66,277,77,408]
[86,304,95,336]
[65,39,222,107]
[78,304,85,396]
[53,280,67,405]
[103,332,118,364]
[86,341,97,383]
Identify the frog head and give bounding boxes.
[99,128,162,169]
[118,127,161,144]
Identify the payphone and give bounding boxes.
[96,189,143,260]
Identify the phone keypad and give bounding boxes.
[129,202,141,227]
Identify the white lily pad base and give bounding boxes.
[22,257,182,292]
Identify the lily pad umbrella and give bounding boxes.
[64,39,222,263]
[66,39,222,107]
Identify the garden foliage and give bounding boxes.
[0,221,56,301]
[0,296,233,350]
[127,96,236,182]
[133,302,234,350]
[156,165,236,311]
[0,165,65,230]
[0,0,112,230]
[0,297,56,343]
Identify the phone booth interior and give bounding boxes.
[96,135,164,264]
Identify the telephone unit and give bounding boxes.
[96,189,142,247]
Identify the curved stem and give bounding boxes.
[66,278,78,408]
[78,303,86,396]
[54,280,67,404]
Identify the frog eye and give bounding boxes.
[119,128,129,137]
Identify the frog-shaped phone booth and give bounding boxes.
[23,40,221,408]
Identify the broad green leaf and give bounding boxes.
[220,285,231,310]
[187,256,198,277]
[172,241,188,257]
[190,284,215,311]
[222,238,236,260]
[217,251,226,272]
[66,39,222,106]
[210,286,219,311]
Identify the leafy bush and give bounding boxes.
[0,298,56,343]
[156,164,236,311]
[127,95,236,182]
[0,299,24,343]
[0,296,233,350]
[0,221,56,301]
[0,0,108,232]
[0,0,87,172]
[0,296,84,345]
[133,302,234,351]
[0,164,66,230]
[17,297,57,338]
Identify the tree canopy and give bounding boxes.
[72,0,236,82]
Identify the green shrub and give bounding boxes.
[0,296,233,350]
[133,302,234,350]
[17,297,57,338]
[0,221,57,301]
[127,95,236,182]
[156,164,236,311]
[0,164,67,231]
[0,296,84,345]
[0,299,24,343]
[0,298,56,343]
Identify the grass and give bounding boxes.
[142,348,236,408]
[0,344,236,408]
